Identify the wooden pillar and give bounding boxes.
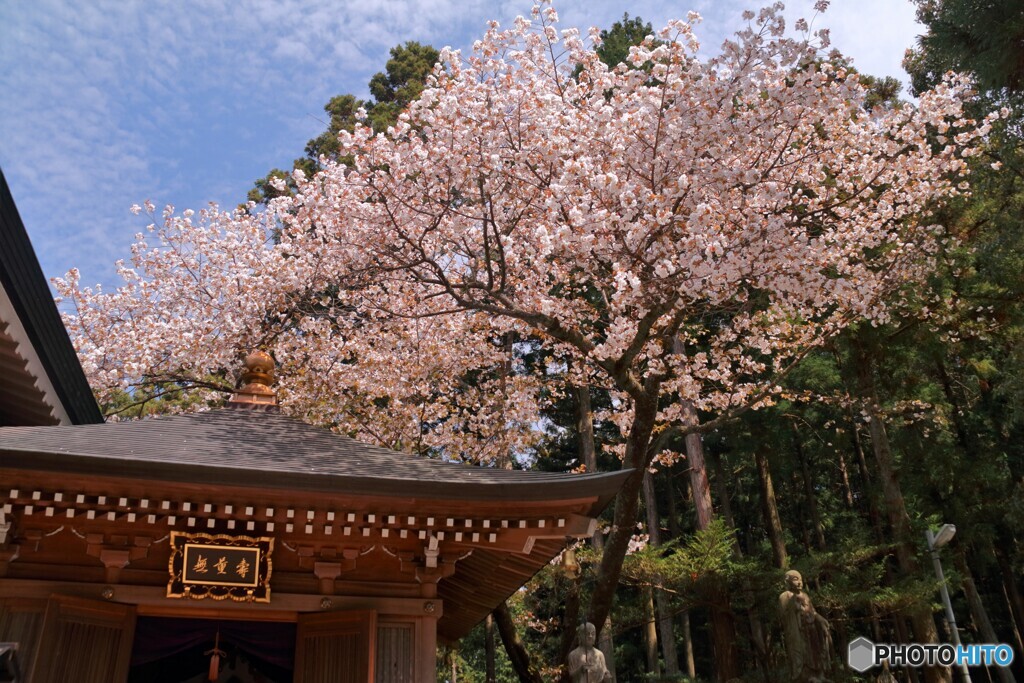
[418,610,439,683]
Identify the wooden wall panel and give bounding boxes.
[295,610,376,683]
[31,595,136,683]
[376,622,413,683]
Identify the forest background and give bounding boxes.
[45,1,1024,682]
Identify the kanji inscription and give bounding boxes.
[168,532,273,602]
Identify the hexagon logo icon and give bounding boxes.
[848,636,875,673]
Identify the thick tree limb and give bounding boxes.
[493,601,544,683]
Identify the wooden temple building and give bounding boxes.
[0,169,629,682]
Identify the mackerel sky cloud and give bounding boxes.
[0,0,919,289]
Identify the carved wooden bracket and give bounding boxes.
[415,557,457,586]
[85,534,153,583]
[313,561,342,594]
[306,547,361,593]
[99,548,131,583]
[298,545,361,570]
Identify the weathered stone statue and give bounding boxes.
[779,570,833,682]
[567,622,611,683]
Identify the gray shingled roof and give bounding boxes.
[0,408,629,504]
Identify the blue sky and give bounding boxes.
[1,0,919,290]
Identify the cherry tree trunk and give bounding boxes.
[588,393,659,638]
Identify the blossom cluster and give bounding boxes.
[57,3,988,466]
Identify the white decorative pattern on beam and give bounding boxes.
[0,489,581,557]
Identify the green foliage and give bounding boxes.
[304,94,364,161]
[101,376,231,419]
[249,42,439,207]
[596,14,654,68]
[437,618,518,683]
[859,74,903,110]
[624,519,744,591]
[367,41,439,132]
[905,0,1024,95]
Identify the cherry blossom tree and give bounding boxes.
[57,1,992,640]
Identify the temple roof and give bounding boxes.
[1,407,631,641]
[0,407,628,506]
[0,167,103,426]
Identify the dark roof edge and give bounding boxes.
[0,168,104,425]
[0,448,633,508]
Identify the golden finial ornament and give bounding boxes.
[227,350,279,410]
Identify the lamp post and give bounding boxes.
[926,523,971,683]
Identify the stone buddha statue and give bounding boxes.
[779,570,833,682]
[567,622,611,683]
